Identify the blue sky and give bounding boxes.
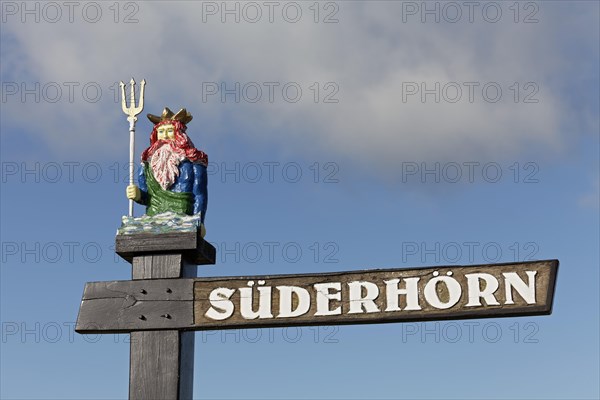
[1,1,598,399]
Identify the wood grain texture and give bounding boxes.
[129,253,196,400]
[82,278,193,301]
[178,331,195,400]
[76,279,194,332]
[133,254,185,279]
[129,330,181,400]
[116,229,216,265]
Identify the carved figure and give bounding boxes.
[126,108,208,234]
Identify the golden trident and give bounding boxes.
[119,78,146,217]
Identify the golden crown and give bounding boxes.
[147,107,193,125]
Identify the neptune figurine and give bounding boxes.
[126,107,208,236]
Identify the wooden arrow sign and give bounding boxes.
[76,259,558,334]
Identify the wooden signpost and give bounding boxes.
[76,229,558,399]
[77,79,558,399]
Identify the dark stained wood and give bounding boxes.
[78,301,195,333]
[194,259,557,330]
[133,254,186,279]
[77,297,193,332]
[76,259,558,334]
[129,330,181,400]
[76,279,194,332]
[128,253,196,400]
[178,331,195,399]
[82,278,193,301]
[116,229,216,265]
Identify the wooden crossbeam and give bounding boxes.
[77,259,558,334]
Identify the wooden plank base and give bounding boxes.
[116,230,216,265]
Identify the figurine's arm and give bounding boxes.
[136,163,148,205]
[192,163,208,223]
[126,164,147,205]
[179,162,193,192]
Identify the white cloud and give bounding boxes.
[1,1,597,173]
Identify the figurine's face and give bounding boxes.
[157,124,175,141]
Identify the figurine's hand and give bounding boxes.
[126,185,141,202]
[200,223,206,238]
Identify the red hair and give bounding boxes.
[141,120,208,166]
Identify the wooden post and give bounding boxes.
[114,231,216,400]
[129,254,196,400]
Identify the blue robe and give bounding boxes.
[136,160,208,223]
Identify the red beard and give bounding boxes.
[141,121,208,167]
[150,142,186,190]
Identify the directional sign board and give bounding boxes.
[76,259,558,334]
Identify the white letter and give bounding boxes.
[465,273,500,306]
[205,287,235,320]
[384,277,421,311]
[348,281,380,314]
[277,286,310,318]
[239,282,273,319]
[314,282,342,316]
[503,271,537,304]
[424,273,462,309]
